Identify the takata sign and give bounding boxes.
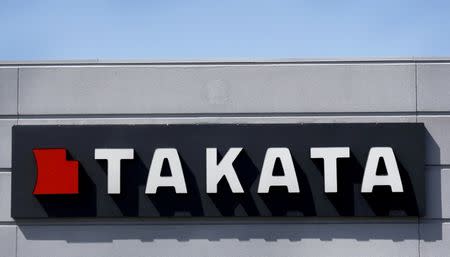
[11,124,425,218]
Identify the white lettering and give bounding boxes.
[310,147,350,193]
[145,148,188,194]
[94,148,134,194]
[257,148,299,193]
[361,147,404,193]
[206,148,244,193]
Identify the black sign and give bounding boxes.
[11,123,425,218]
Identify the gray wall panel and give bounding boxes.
[424,167,450,219]
[419,116,450,165]
[0,172,12,222]
[0,226,16,257]
[17,115,416,125]
[420,221,450,257]
[0,120,16,168]
[18,64,416,115]
[417,63,450,111]
[17,223,418,257]
[0,68,17,115]
[4,60,450,256]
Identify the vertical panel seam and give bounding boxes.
[15,225,18,257]
[417,217,421,257]
[415,62,418,123]
[415,61,421,257]
[15,68,19,257]
[16,68,19,117]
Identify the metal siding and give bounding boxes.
[17,223,419,257]
[0,60,447,256]
[18,64,416,114]
[0,68,17,115]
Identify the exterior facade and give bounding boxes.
[0,59,449,257]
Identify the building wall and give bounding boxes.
[0,59,449,257]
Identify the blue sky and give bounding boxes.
[1,0,450,60]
